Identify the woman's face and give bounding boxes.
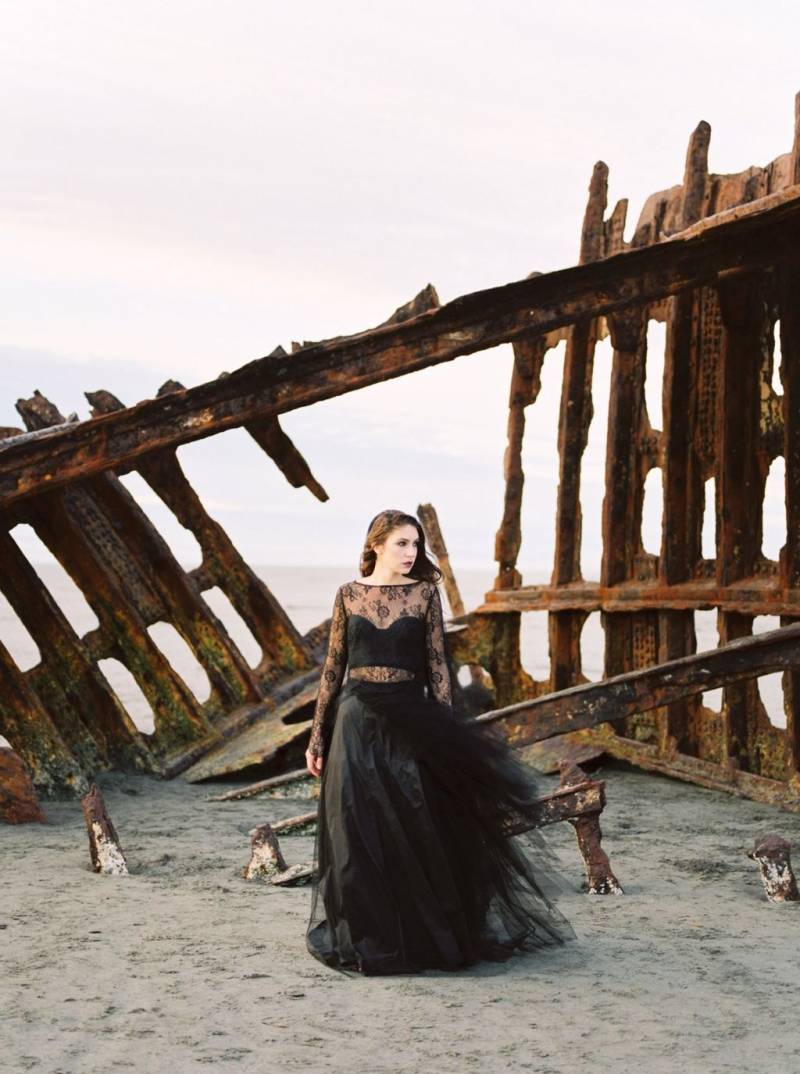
[373,524,420,576]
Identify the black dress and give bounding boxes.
[305,578,576,976]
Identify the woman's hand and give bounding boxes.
[306,748,324,778]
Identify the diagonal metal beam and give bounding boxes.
[2,186,800,507]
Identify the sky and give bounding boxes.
[1,1,798,575]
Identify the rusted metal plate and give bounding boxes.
[518,731,605,775]
[181,682,318,782]
[0,749,47,824]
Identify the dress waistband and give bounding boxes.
[343,677,426,698]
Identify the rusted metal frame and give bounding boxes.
[83,472,262,714]
[779,257,800,775]
[16,394,263,719]
[0,638,89,798]
[587,726,800,812]
[86,389,314,686]
[0,527,153,773]
[135,453,312,684]
[19,493,214,757]
[716,272,777,777]
[3,187,800,507]
[659,287,705,755]
[452,611,539,709]
[493,333,549,591]
[478,619,800,747]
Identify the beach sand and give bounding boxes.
[2,762,799,1074]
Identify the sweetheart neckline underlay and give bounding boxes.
[350,579,423,588]
[348,612,424,631]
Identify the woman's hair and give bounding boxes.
[358,509,443,584]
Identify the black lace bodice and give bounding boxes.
[307,579,453,757]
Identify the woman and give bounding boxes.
[305,509,576,976]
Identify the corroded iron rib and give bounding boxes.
[2,187,800,507]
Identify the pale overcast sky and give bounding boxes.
[2,1,797,574]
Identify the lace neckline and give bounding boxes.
[351,579,423,588]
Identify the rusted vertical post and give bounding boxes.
[779,255,800,780]
[716,272,770,772]
[600,306,650,737]
[494,334,548,591]
[548,163,606,692]
[659,122,711,757]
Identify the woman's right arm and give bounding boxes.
[307,585,348,768]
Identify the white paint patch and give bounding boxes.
[91,821,129,875]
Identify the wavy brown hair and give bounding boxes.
[358,509,443,584]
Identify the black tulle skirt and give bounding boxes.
[305,677,577,976]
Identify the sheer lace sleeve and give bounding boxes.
[308,585,348,757]
[424,585,452,710]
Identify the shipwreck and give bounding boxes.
[4,89,800,831]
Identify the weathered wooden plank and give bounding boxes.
[3,186,800,507]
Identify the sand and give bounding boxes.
[2,762,800,1074]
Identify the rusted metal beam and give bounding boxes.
[87,389,314,685]
[480,577,800,615]
[478,620,800,750]
[3,187,800,507]
[0,638,89,798]
[0,528,153,773]
[21,492,214,756]
[585,726,800,811]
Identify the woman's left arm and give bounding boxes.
[424,584,453,711]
